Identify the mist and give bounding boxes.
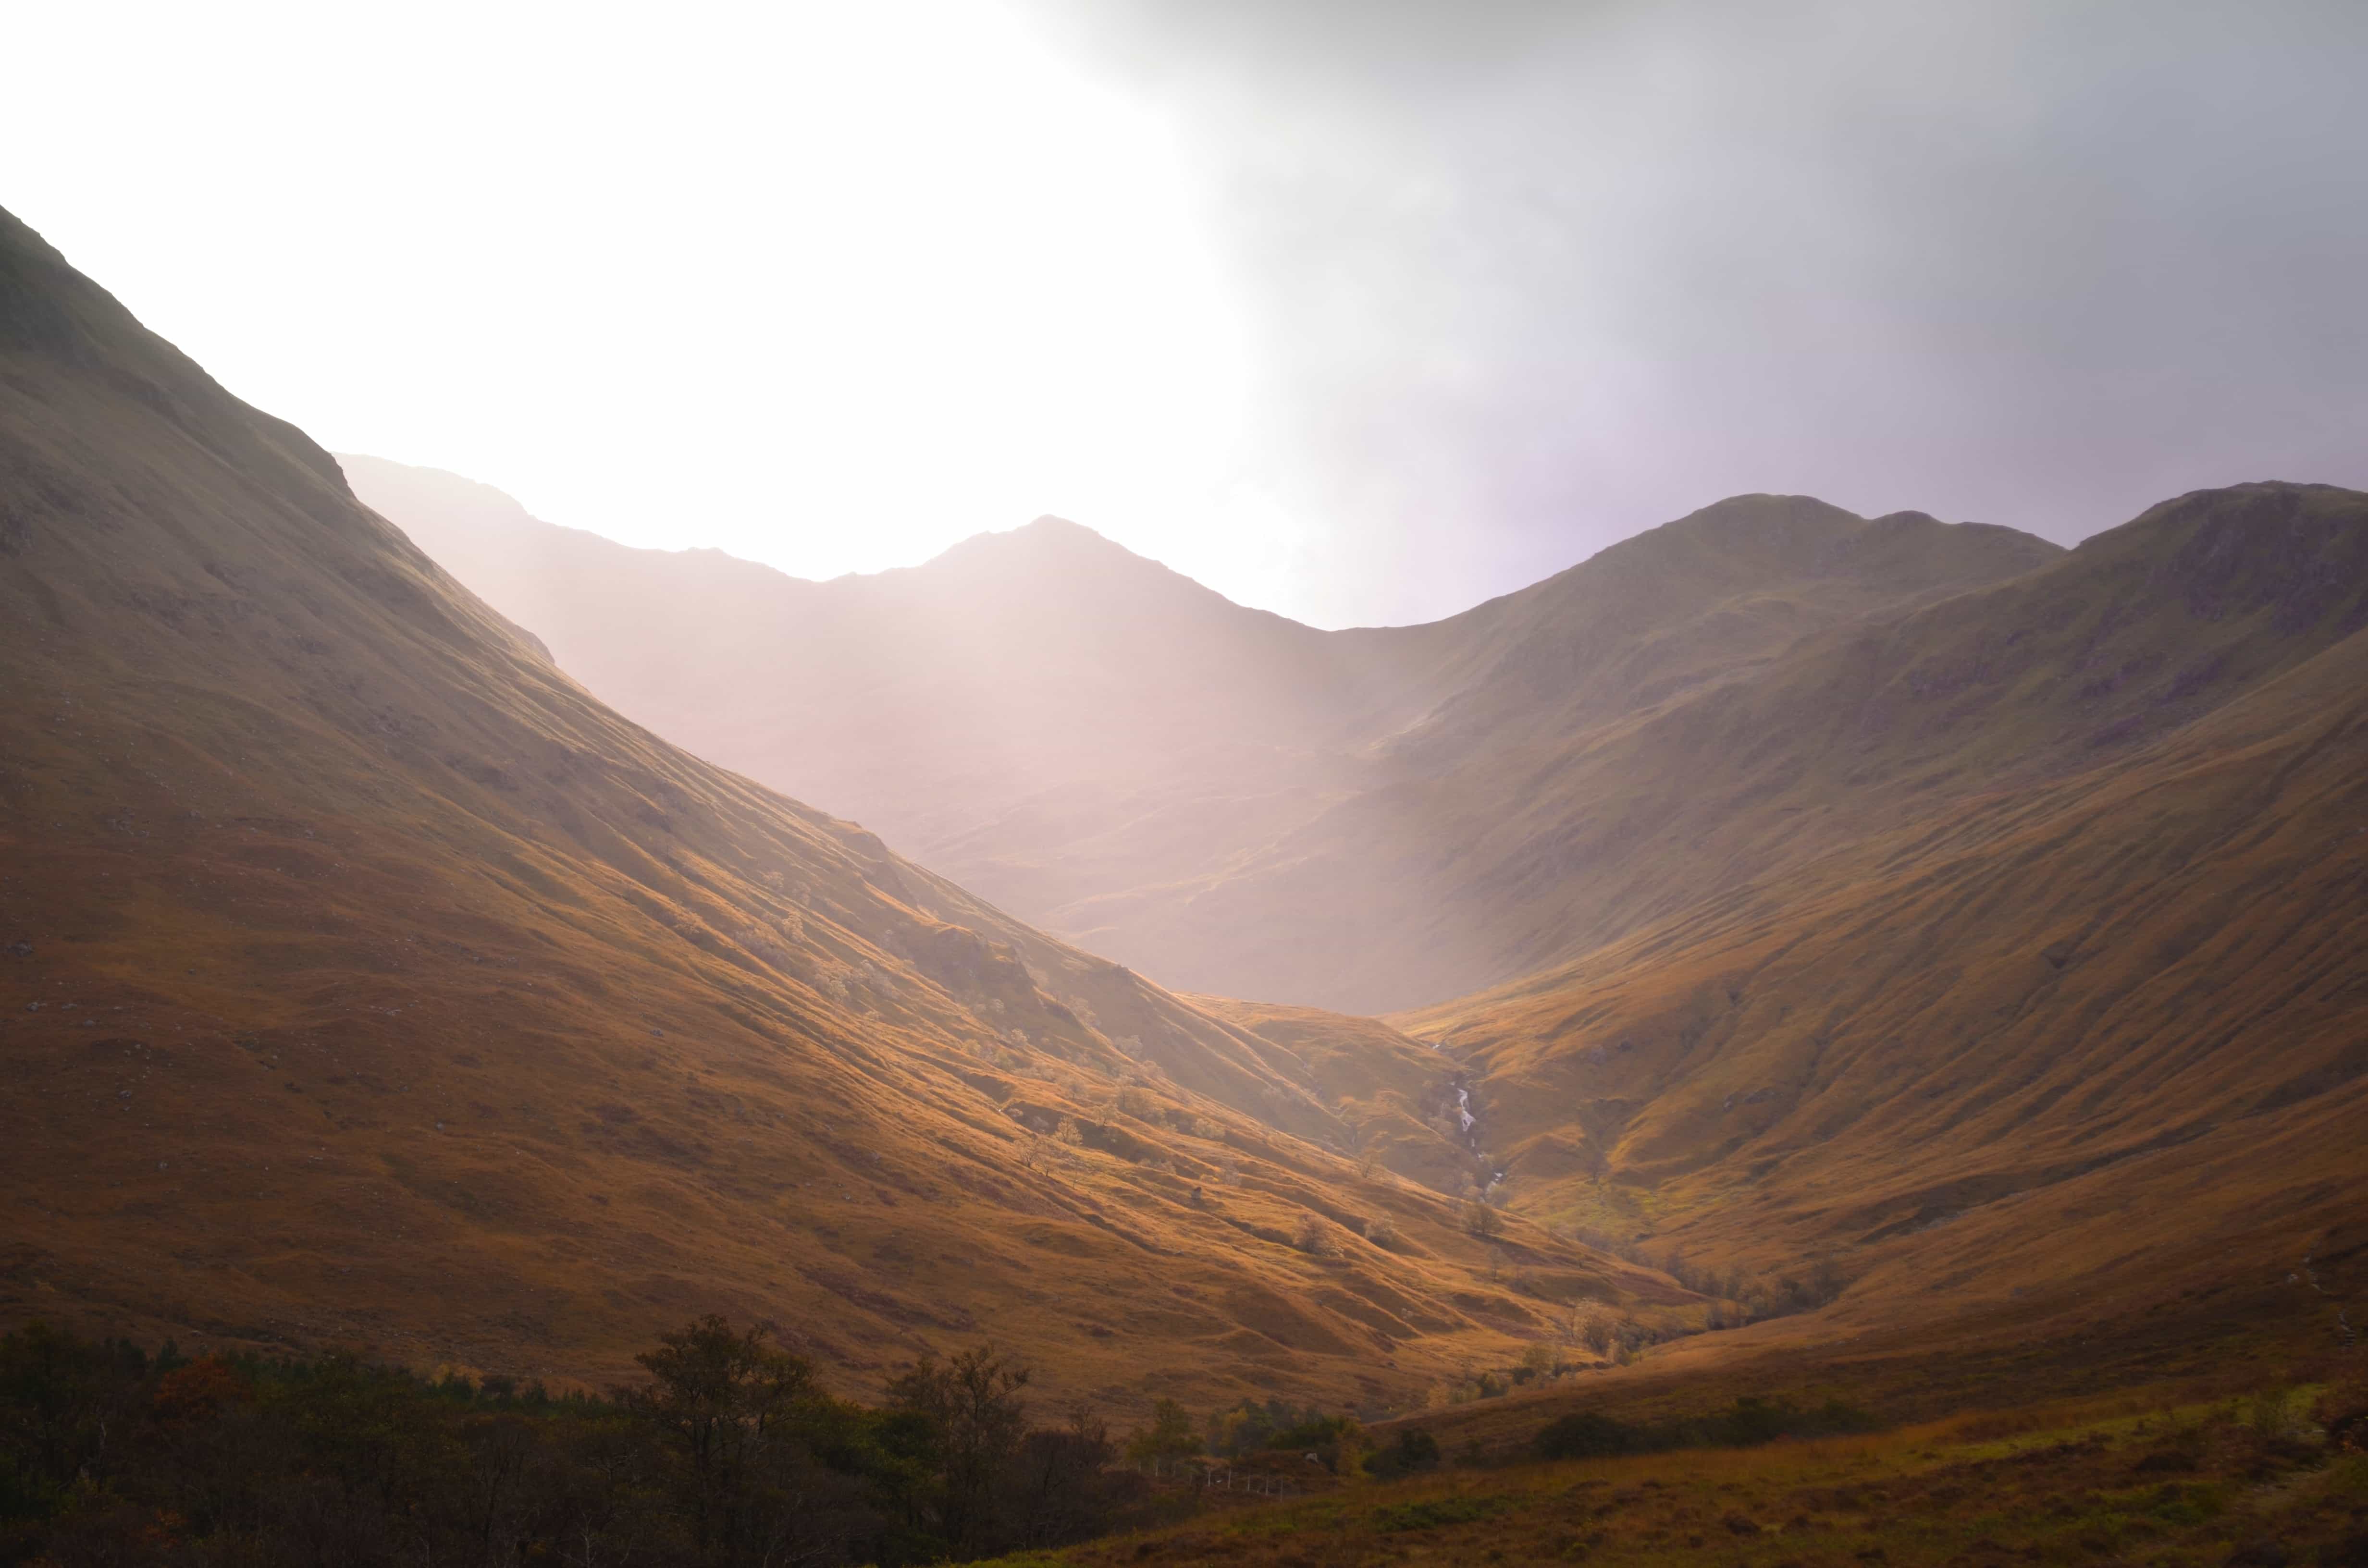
[1016,0,2368,624]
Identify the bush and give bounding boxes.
[1533,1396,1876,1462]
[1292,1212,1334,1255]
[1373,1494,1510,1531]
[1365,1426,1441,1480]
[1534,1410,1636,1459]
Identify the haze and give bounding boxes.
[9,0,2367,625]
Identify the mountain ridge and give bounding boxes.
[346,458,2061,1009]
[1387,479,2368,1361]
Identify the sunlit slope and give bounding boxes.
[1399,495,2368,1331]
[349,460,2054,1010]
[0,207,1677,1404]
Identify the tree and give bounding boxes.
[626,1314,819,1561]
[886,1345,1030,1556]
[1010,1405,1130,1548]
[1464,1200,1504,1240]
[1123,1397,1201,1474]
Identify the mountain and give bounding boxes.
[345,460,2059,1010]
[1396,480,2368,1356]
[0,206,1680,1406]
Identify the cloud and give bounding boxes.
[1012,0,2368,624]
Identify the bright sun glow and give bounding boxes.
[2,1,1307,609]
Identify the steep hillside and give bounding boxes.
[347,461,2055,1009]
[1072,499,2064,1010]
[1397,483,2368,1350]
[0,206,1677,1408]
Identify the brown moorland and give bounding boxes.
[0,206,1682,1411]
[1022,1377,2368,1568]
[1393,481,2368,1377]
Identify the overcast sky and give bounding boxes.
[8,1,2366,626]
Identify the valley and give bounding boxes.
[3,194,2365,1567]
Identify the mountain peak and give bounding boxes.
[935,512,1137,565]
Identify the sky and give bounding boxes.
[6,0,2366,627]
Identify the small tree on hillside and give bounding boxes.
[1123,1397,1202,1474]
[1293,1211,1334,1256]
[1464,1200,1504,1240]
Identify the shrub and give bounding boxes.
[1374,1495,1510,1531]
[1365,1426,1441,1480]
[1292,1212,1334,1255]
[1535,1410,1635,1459]
[1533,1395,1874,1462]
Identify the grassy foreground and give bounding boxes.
[985,1378,2368,1568]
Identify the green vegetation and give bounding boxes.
[1533,1394,1877,1459]
[0,1318,1145,1566]
[1369,1493,1513,1531]
[981,1373,2368,1568]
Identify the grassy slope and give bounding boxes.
[1391,483,2368,1362]
[347,460,2057,1012]
[1020,1383,2368,1568]
[0,207,1683,1409]
[992,1208,2368,1567]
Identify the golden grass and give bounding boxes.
[996,1367,2368,1568]
[0,204,1675,1414]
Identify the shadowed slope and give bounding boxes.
[0,207,1671,1406]
[1397,482,2368,1351]
[347,461,2056,1010]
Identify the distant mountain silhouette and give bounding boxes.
[346,459,2056,1010]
